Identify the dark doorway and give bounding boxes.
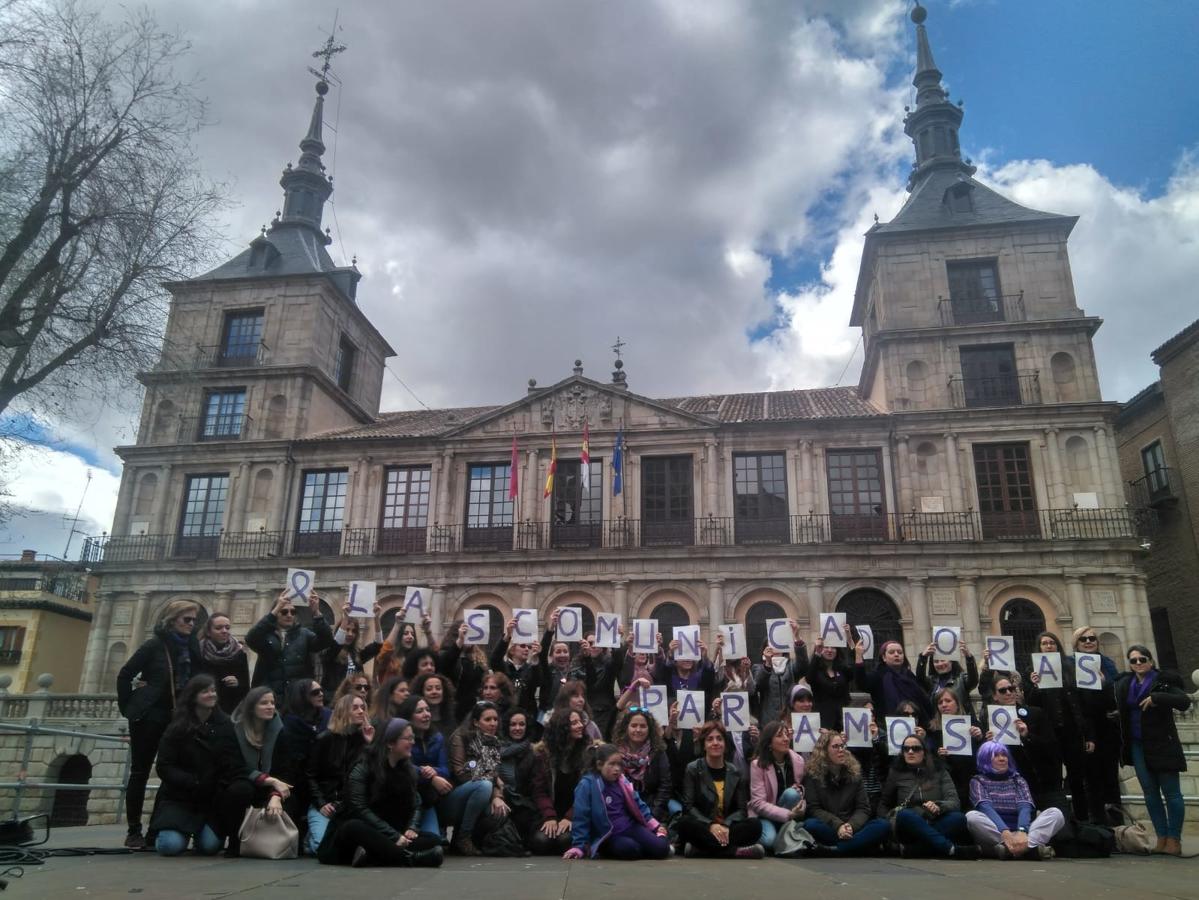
[49,754,92,827]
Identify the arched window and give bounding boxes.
[295,597,335,630]
[836,589,903,651]
[999,598,1046,667]
[745,600,786,656]
[471,604,506,653]
[650,601,690,637]
[50,754,93,827]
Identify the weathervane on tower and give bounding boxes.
[309,16,347,86]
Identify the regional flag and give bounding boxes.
[611,426,624,496]
[580,422,591,493]
[544,436,557,498]
[508,435,519,500]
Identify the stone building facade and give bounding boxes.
[77,7,1154,692]
[1115,319,1199,686]
[0,552,92,693]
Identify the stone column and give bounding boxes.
[896,434,913,514]
[1118,574,1144,647]
[228,462,250,533]
[612,580,629,621]
[705,438,719,519]
[212,590,233,617]
[128,591,153,647]
[520,581,537,612]
[150,464,173,535]
[799,441,814,514]
[436,449,455,524]
[81,592,115,691]
[805,578,824,637]
[430,583,447,638]
[958,577,982,649]
[1093,425,1120,507]
[707,578,725,632]
[785,444,800,523]
[271,459,293,534]
[113,469,138,536]
[908,577,931,649]
[1065,575,1087,629]
[256,589,276,622]
[720,447,732,518]
[1043,427,1065,509]
[1134,575,1156,657]
[943,433,964,511]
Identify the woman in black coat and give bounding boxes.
[1115,645,1191,856]
[322,717,444,868]
[195,612,250,714]
[276,678,326,840]
[116,598,203,849]
[677,721,763,858]
[246,591,335,699]
[306,693,374,854]
[803,640,853,729]
[149,675,254,856]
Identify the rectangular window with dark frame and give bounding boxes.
[295,469,349,554]
[177,473,229,558]
[0,626,26,664]
[972,443,1039,538]
[1141,441,1170,496]
[641,455,694,546]
[200,389,246,440]
[220,309,264,365]
[958,344,1020,407]
[379,466,431,553]
[826,449,886,541]
[334,336,356,392]
[464,463,514,551]
[551,459,603,548]
[947,259,1002,323]
[734,452,789,544]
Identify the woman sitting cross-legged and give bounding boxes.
[562,743,671,860]
[877,736,974,858]
[802,731,890,855]
[748,720,806,852]
[965,741,1064,860]
[611,707,674,824]
[322,717,444,868]
[529,709,593,856]
[677,720,765,859]
[150,675,255,856]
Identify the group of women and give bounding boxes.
[117,598,1192,865]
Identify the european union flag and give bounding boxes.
[611,426,624,496]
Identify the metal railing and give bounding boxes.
[948,371,1041,408]
[80,507,1155,566]
[1126,467,1178,508]
[179,412,253,442]
[196,340,270,368]
[938,291,1026,326]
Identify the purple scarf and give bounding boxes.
[881,664,927,715]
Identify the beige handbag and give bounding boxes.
[1110,806,1154,854]
[238,807,299,859]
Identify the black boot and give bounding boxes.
[412,846,444,868]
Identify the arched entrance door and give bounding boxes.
[745,600,786,656]
[999,599,1046,668]
[50,754,92,827]
[837,589,903,651]
[650,601,691,640]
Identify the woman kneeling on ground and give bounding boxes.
[965,740,1063,860]
[802,731,889,855]
[878,736,974,857]
[563,743,671,860]
[322,717,444,868]
[678,720,764,858]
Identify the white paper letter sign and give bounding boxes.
[854,624,875,659]
[886,717,917,756]
[933,626,961,660]
[677,690,705,729]
[512,608,538,644]
[843,709,872,748]
[346,581,376,618]
[285,568,315,602]
[1031,652,1062,689]
[766,619,791,653]
[986,636,1014,672]
[819,612,848,648]
[403,586,429,624]
[633,619,658,654]
[989,705,1021,745]
[1075,653,1103,691]
[640,685,670,727]
[674,626,701,661]
[943,715,973,756]
[464,609,490,646]
[595,613,622,649]
[721,692,749,732]
[791,713,821,753]
[718,624,747,660]
[556,607,583,643]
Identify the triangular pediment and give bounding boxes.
[444,375,717,439]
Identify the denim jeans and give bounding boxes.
[440,779,493,837]
[306,806,331,855]
[803,816,890,854]
[892,809,968,854]
[1131,740,1185,839]
[155,826,221,856]
[757,787,803,851]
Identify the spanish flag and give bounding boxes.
[543,436,557,498]
[580,422,591,493]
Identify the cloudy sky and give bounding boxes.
[4,0,1198,558]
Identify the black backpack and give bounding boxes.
[1050,817,1114,858]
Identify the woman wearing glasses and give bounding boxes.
[1022,631,1091,822]
[802,731,889,855]
[306,693,375,854]
[117,598,204,850]
[985,676,1060,809]
[1116,645,1191,855]
[965,741,1063,859]
[246,590,335,700]
[878,736,973,857]
[1070,627,1120,824]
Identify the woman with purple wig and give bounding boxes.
[964,741,1063,860]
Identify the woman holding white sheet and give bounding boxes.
[1071,626,1121,824]
[1022,630,1091,821]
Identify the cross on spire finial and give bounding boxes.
[309,14,346,84]
[612,336,626,359]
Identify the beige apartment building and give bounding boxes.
[78,8,1155,691]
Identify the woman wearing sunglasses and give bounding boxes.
[1070,627,1120,824]
[985,676,1060,810]
[878,736,974,857]
[246,590,336,701]
[117,598,204,850]
[1116,645,1191,855]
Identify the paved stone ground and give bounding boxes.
[0,825,1193,899]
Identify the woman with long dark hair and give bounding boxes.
[855,640,933,721]
[926,687,982,810]
[410,671,456,736]
[437,620,488,720]
[1023,631,1091,820]
[529,709,593,855]
[396,695,451,835]
[322,718,444,868]
[803,639,853,730]
[549,680,603,740]
[231,686,294,823]
[196,612,250,714]
[149,674,254,856]
[277,678,326,832]
[369,676,409,724]
[748,720,806,852]
[1116,644,1191,855]
[877,735,973,857]
[499,708,539,845]
[611,707,673,823]
[562,743,670,860]
[305,693,375,854]
[444,700,510,856]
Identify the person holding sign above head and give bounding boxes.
[965,741,1063,860]
[611,707,674,824]
[752,620,809,727]
[748,721,806,853]
[978,639,1023,705]
[374,617,433,686]
[657,627,718,707]
[801,731,890,855]
[926,688,983,811]
[489,618,539,724]
[535,610,585,722]
[677,720,765,858]
[1070,627,1121,825]
[529,709,593,856]
[562,743,671,860]
[877,737,974,857]
[855,640,933,722]
[320,602,380,699]
[915,638,978,714]
[246,589,335,701]
[1115,645,1191,856]
[437,620,488,722]
[803,638,853,730]
[578,630,626,740]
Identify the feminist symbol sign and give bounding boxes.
[286,568,315,602]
